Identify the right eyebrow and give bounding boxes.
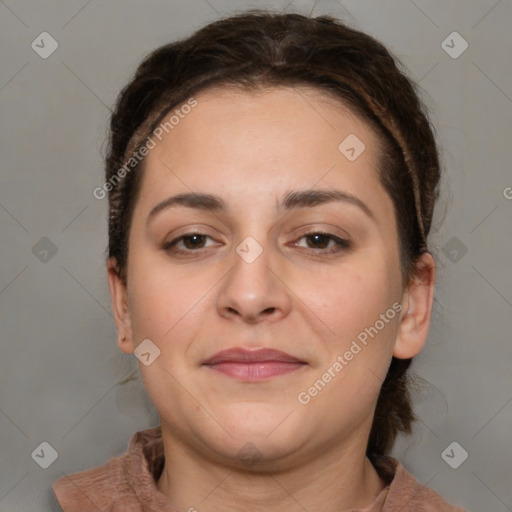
[147,193,225,225]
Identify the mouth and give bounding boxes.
[202,347,308,381]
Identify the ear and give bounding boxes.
[393,252,436,359]
[107,257,135,355]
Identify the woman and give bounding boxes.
[52,9,467,511]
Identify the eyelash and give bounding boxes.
[162,231,351,256]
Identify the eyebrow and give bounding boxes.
[146,189,375,225]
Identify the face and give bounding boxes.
[108,85,434,470]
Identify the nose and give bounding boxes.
[216,238,292,324]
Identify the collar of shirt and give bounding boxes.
[52,426,466,512]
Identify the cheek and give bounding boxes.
[126,255,211,343]
[303,256,399,342]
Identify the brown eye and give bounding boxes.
[163,232,216,254]
[295,232,351,253]
[181,234,207,249]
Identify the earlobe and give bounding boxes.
[107,257,135,354]
[393,252,436,359]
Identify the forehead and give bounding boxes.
[139,85,384,199]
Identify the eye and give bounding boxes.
[163,232,217,254]
[294,232,351,253]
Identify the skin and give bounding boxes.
[107,85,436,512]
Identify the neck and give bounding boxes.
[156,426,387,512]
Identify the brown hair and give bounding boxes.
[104,10,441,465]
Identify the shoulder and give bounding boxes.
[51,427,165,512]
[52,455,135,512]
[374,456,467,512]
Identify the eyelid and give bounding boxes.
[289,222,351,239]
[290,231,351,252]
[162,230,219,250]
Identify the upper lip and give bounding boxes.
[202,347,306,365]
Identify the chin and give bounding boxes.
[209,407,305,455]
[210,432,304,472]
[219,402,293,432]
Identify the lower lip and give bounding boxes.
[204,361,307,380]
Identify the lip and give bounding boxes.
[202,348,308,381]
[203,347,305,365]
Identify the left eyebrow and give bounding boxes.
[279,189,375,221]
[146,188,375,226]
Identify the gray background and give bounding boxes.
[0,0,511,511]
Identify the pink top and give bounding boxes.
[52,427,467,511]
